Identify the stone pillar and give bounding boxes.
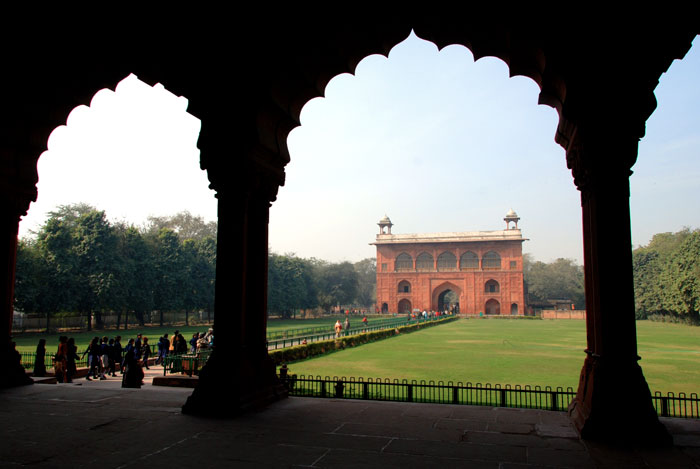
[182,163,286,416]
[566,128,671,445]
[0,199,34,388]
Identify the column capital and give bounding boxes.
[562,124,639,198]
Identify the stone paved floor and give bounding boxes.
[1,376,699,468]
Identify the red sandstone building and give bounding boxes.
[373,211,526,316]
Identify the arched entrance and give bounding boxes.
[485,299,500,315]
[432,282,461,313]
[381,302,388,313]
[511,303,518,315]
[398,298,412,314]
[437,290,458,312]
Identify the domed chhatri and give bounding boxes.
[378,215,393,234]
[504,209,520,230]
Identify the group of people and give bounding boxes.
[334,316,369,338]
[34,327,214,388]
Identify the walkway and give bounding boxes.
[1,378,699,467]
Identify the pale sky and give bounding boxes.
[19,33,699,265]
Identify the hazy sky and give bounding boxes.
[19,33,699,265]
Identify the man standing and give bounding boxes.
[344,317,350,336]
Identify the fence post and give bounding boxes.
[407,384,413,402]
[363,382,369,400]
[500,389,507,408]
[661,396,669,417]
[453,386,459,405]
[550,391,558,412]
[320,381,326,398]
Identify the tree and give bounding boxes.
[315,261,359,312]
[632,228,700,322]
[525,257,585,309]
[151,228,186,326]
[268,253,316,318]
[114,224,155,328]
[353,258,376,307]
[659,231,700,322]
[145,211,217,241]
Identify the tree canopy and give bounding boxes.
[15,205,217,329]
[633,228,700,323]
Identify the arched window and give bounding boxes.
[437,252,457,271]
[485,279,500,293]
[395,253,413,271]
[460,251,479,270]
[482,251,501,270]
[398,299,412,314]
[416,252,434,271]
[398,280,411,293]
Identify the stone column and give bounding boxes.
[566,128,671,445]
[182,163,286,416]
[0,199,34,388]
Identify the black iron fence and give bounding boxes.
[281,375,700,419]
[653,391,700,418]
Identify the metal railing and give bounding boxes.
[267,316,447,350]
[653,391,700,418]
[162,349,212,376]
[266,316,416,341]
[281,375,700,419]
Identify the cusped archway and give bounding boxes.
[437,251,457,271]
[416,252,434,271]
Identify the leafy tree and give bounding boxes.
[353,257,376,307]
[315,261,359,312]
[268,253,316,318]
[145,211,217,241]
[632,228,700,322]
[114,224,155,328]
[659,232,700,322]
[151,228,186,326]
[525,257,585,309]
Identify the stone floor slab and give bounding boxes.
[1,383,699,468]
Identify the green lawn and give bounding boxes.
[282,319,700,395]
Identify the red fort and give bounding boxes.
[373,211,526,316]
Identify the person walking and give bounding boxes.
[65,337,79,383]
[34,339,46,377]
[113,336,123,374]
[134,333,143,360]
[121,346,144,389]
[141,337,151,369]
[54,336,68,383]
[334,320,343,338]
[122,338,136,374]
[106,338,117,377]
[344,317,350,336]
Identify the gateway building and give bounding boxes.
[373,211,526,316]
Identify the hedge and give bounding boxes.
[270,316,458,365]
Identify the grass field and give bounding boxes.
[13,317,699,394]
[282,319,700,395]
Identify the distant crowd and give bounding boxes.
[32,328,214,388]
